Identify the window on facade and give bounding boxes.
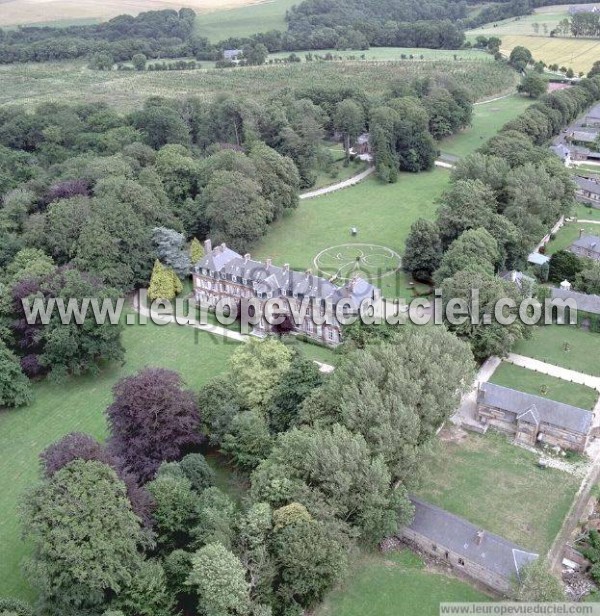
[328,330,334,341]
[458,558,465,566]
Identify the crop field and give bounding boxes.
[317,550,490,616]
[0,58,518,111]
[417,432,580,555]
[0,0,280,27]
[269,47,494,63]
[490,361,599,409]
[195,0,298,41]
[253,169,451,300]
[468,5,600,73]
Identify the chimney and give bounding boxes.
[580,228,585,239]
[305,268,312,279]
[220,242,227,252]
[244,253,251,263]
[266,258,272,270]
[283,263,289,272]
[204,239,212,254]
[475,530,484,546]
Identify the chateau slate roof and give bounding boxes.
[195,242,376,309]
[571,130,599,143]
[551,288,600,316]
[571,234,600,253]
[575,175,600,195]
[406,498,538,581]
[478,382,593,435]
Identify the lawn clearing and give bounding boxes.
[544,221,600,254]
[306,157,368,192]
[576,203,600,220]
[440,94,531,159]
[490,361,598,410]
[417,432,580,554]
[253,169,450,299]
[512,325,600,377]
[316,549,490,616]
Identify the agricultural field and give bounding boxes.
[441,94,531,159]
[0,58,518,111]
[269,47,494,63]
[253,169,451,300]
[490,361,599,409]
[317,550,490,616]
[0,0,280,27]
[195,0,298,41]
[544,221,600,254]
[0,315,333,600]
[417,431,580,554]
[512,325,600,376]
[468,5,600,73]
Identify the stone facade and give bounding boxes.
[476,382,594,453]
[401,498,538,595]
[193,240,378,347]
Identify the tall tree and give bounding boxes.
[0,337,32,408]
[21,460,147,615]
[333,99,365,161]
[402,218,443,280]
[107,368,202,483]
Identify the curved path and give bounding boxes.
[299,166,375,200]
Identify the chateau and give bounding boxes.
[193,240,379,346]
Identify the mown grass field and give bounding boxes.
[253,169,451,299]
[490,361,599,409]
[468,5,600,73]
[576,203,600,220]
[417,432,580,554]
[0,313,334,600]
[317,549,490,616]
[0,0,277,27]
[441,94,531,159]
[544,221,600,254]
[0,58,518,111]
[512,325,600,376]
[195,0,298,41]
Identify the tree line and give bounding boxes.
[402,73,600,360]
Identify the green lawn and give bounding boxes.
[512,325,600,377]
[194,0,297,42]
[253,169,450,299]
[440,94,531,159]
[545,222,600,255]
[417,432,580,555]
[575,203,600,222]
[317,549,490,616]
[490,361,598,410]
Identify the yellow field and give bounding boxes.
[0,0,272,27]
[499,34,600,73]
[468,4,600,73]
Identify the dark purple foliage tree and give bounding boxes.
[106,368,202,483]
[20,354,46,378]
[40,432,155,528]
[45,179,90,204]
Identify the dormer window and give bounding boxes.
[232,276,237,283]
